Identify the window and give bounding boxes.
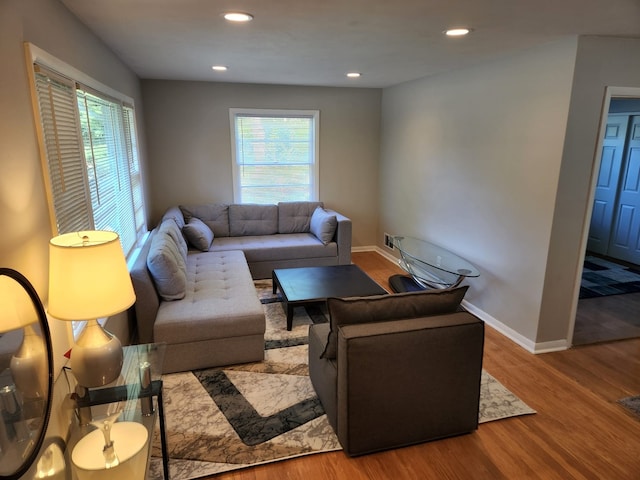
[30,59,145,258]
[230,109,319,204]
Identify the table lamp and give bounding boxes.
[0,276,47,399]
[48,231,135,388]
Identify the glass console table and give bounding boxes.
[391,236,480,291]
[67,343,168,480]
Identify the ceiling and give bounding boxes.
[61,0,640,89]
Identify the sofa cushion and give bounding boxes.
[310,207,338,245]
[321,286,469,359]
[154,250,265,344]
[180,204,230,237]
[229,204,278,236]
[161,218,188,262]
[208,233,335,261]
[183,217,214,251]
[278,201,324,233]
[147,222,188,301]
[161,206,186,229]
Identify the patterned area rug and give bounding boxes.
[580,256,640,299]
[148,280,535,480]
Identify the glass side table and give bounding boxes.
[67,343,168,480]
[391,236,480,291]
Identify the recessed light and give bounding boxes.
[445,28,472,36]
[212,65,228,71]
[346,72,361,78]
[223,12,254,22]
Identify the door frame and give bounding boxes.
[569,86,640,346]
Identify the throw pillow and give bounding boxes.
[310,206,338,245]
[320,286,469,359]
[183,217,214,251]
[146,229,187,301]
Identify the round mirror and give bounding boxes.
[0,268,53,479]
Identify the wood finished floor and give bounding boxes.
[200,251,640,480]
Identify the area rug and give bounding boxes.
[148,280,535,480]
[580,256,640,299]
[618,395,640,419]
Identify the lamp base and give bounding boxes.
[72,422,148,479]
[71,320,123,388]
[10,324,47,399]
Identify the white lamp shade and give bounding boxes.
[48,231,135,321]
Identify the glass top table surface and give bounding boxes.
[85,342,166,404]
[393,236,480,278]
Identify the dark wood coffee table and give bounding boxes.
[272,265,388,330]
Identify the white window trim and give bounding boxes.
[229,108,320,203]
[26,43,134,106]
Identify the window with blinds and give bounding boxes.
[230,109,320,204]
[32,65,145,257]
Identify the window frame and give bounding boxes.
[26,43,146,340]
[26,43,146,255]
[229,108,320,204]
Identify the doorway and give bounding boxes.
[574,95,640,346]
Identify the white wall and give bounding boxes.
[0,0,145,464]
[539,36,640,344]
[379,38,578,347]
[141,80,382,246]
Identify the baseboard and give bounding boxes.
[354,247,569,354]
[462,302,569,354]
[351,245,379,253]
[352,245,399,263]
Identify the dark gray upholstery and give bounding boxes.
[309,310,484,456]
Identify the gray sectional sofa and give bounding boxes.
[129,201,352,373]
[175,201,352,279]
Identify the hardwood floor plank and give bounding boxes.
[194,251,640,480]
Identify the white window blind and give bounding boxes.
[33,70,93,233]
[123,105,145,241]
[230,109,320,204]
[77,89,137,253]
[32,64,145,257]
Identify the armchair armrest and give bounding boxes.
[336,312,484,456]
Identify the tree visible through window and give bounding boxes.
[230,109,319,204]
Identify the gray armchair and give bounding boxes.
[308,290,484,456]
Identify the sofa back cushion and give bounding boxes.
[321,286,469,359]
[161,218,188,262]
[162,206,186,229]
[130,230,161,344]
[278,201,324,233]
[180,204,230,237]
[229,204,278,236]
[147,220,188,301]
